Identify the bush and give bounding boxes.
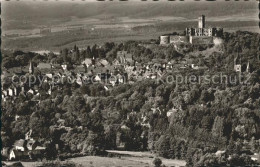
[36,160,82,167]
[153,157,162,167]
[228,154,257,166]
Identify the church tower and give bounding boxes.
[246,61,251,73]
[234,53,241,72]
[29,61,34,74]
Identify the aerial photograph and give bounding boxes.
[1,0,260,167]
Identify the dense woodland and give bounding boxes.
[2,31,260,166]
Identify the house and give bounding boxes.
[34,146,46,152]
[48,88,52,95]
[46,73,53,79]
[76,77,83,86]
[2,90,8,101]
[15,115,20,121]
[215,150,226,156]
[61,64,68,71]
[97,59,109,67]
[9,145,45,161]
[27,89,35,95]
[166,61,174,70]
[9,149,27,161]
[116,132,126,150]
[167,107,178,117]
[153,63,163,71]
[81,58,93,67]
[134,63,144,73]
[57,118,65,126]
[251,153,259,161]
[117,73,126,84]
[74,65,86,73]
[26,140,39,151]
[94,75,102,82]
[104,86,109,91]
[191,64,199,70]
[117,51,134,65]
[127,110,137,120]
[125,54,134,64]
[37,63,52,69]
[7,88,14,96]
[150,74,157,79]
[113,59,120,66]
[125,66,135,73]
[13,139,26,152]
[13,67,27,76]
[121,125,129,130]
[25,129,33,140]
[151,107,162,115]
[11,137,46,160]
[109,76,117,86]
[93,72,111,83]
[1,147,10,159]
[51,64,61,69]
[117,51,127,63]
[2,90,8,97]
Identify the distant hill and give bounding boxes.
[2,1,258,29]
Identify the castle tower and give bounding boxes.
[198,15,205,29]
[29,61,34,74]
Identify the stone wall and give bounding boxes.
[169,36,189,44]
[189,36,213,45]
[160,36,169,45]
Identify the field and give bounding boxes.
[3,151,186,167]
[2,0,259,52]
[2,18,259,53]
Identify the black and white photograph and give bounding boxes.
[1,0,260,166]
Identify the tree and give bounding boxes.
[86,46,92,58]
[200,89,213,103]
[92,44,98,59]
[82,130,105,155]
[153,158,162,167]
[61,48,70,63]
[228,154,257,166]
[155,135,171,158]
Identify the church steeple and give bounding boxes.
[246,61,251,73]
[234,51,241,72]
[29,61,34,74]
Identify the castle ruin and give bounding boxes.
[186,15,223,38]
[160,15,223,45]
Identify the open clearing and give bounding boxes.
[4,151,186,167]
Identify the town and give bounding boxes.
[2,14,260,167]
[2,16,253,102]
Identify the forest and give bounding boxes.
[2,31,260,166]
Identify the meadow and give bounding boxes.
[4,151,186,167]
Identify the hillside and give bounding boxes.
[2,31,260,166]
